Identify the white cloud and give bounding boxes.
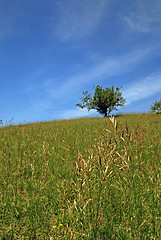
[53,0,108,41]
[123,15,149,33]
[123,73,161,104]
[60,108,97,119]
[43,47,152,99]
[123,0,161,33]
[22,47,156,121]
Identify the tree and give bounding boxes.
[76,85,126,117]
[150,99,161,114]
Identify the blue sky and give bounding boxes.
[0,0,161,124]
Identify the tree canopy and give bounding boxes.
[76,85,126,117]
[150,99,161,114]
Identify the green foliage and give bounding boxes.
[156,111,161,114]
[150,99,161,113]
[76,85,126,116]
[0,114,161,239]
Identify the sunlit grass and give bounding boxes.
[0,114,160,239]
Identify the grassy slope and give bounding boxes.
[0,114,161,239]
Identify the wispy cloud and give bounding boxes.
[43,47,153,99]
[123,0,161,33]
[60,108,97,119]
[123,73,161,104]
[21,46,157,121]
[53,0,108,41]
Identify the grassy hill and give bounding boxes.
[0,114,161,239]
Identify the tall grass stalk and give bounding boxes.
[58,116,161,239]
[0,114,160,239]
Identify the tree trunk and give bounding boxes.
[104,110,107,117]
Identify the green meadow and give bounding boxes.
[0,114,161,239]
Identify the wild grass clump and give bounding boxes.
[0,114,160,239]
[58,116,161,239]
